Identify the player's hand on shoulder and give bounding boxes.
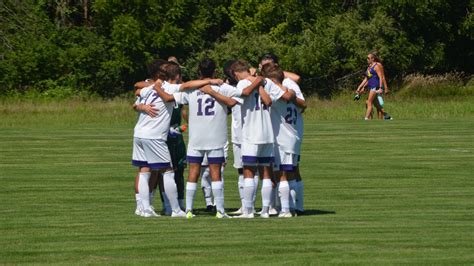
[154,79,163,89]
[199,85,213,94]
[210,78,224,86]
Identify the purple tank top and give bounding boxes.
[366,63,380,88]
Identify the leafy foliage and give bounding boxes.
[0,0,472,97]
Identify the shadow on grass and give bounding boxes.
[192,208,336,217]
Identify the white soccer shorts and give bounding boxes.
[273,145,297,172]
[187,147,225,165]
[132,137,172,169]
[241,142,274,166]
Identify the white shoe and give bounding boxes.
[141,208,160,218]
[260,212,270,218]
[233,213,254,219]
[135,207,142,216]
[229,207,243,215]
[216,212,232,219]
[278,212,292,218]
[269,208,278,215]
[171,210,186,218]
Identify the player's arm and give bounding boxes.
[273,81,296,102]
[200,85,238,107]
[240,76,264,96]
[154,80,175,102]
[283,71,300,83]
[356,77,368,94]
[179,79,223,91]
[134,102,158,117]
[374,65,384,94]
[258,86,273,107]
[379,64,390,94]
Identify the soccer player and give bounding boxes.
[231,60,295,218]
[260,54,307,215]
[155,58,239,219]
[261,63,302,217]
[132,60,186,218]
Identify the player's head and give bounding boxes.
[164,61,181,82]
[198,58,216,78]
[167,56,179,64]
[261,62,284,84]
[147,59,167,80]
[231,60,250,80]
[223,59,238,86]
[367,52,381,64]
[259,53,279,70]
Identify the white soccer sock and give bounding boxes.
[296,180,304,211]
[279,181,290,213]
[238,174,244,208]
[163,171,181,212]
[289,180,297,211]
[273,182,281,211]
[138,172,151,210]
[261,179,272,213]
[186,182,197,212]
[201,167,213,206]
[243,178,255,214]
[211,181,224,214]
[135,193,141,210]
[252,174,259,204]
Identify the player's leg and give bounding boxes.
[208,149,228,218]
[200,154,214,211]
[231,143,245,214]
[278,151,297,217]
[365,89,377,120]
[295,161,305,214]
[185,149,204,217]
[257,143,274,218]
[146,138,182,217]
[237,143,260,218]
[132,137,157,217]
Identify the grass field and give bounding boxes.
[1,97,473,264]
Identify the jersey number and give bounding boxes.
[285,107,298,125]
[254,92,268,111]
[197,98,215,116]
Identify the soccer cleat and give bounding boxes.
[216,212,232,219]
[186,211,195,219]
[171,210,186,218]
[278,212,293,218]
[353,94,360,101]
[233,213,254,219]
[141,208,160,218]
[229,207,243,215]
[383,113,393,120]
[269,208,279,216]
[260,212,270,219]
[134,209,142,216]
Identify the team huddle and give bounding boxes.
[132,54,306,218]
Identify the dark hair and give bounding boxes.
[164,61,181,81]
[223,59,238,86]
[231,60,250,73]
[147,59,167,80]
[198,58,216,78]
[260,53,279,64]
[261,62,284,83]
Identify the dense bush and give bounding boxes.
[0,0,472,98]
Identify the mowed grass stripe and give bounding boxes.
[1,102,473,264]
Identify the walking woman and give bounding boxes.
[356,53,391,120]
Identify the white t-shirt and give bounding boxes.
[173,84,241,150]
[271,97,300,154]
[236,78,284,144]
[282,78,304,154]
[133,82,181,140]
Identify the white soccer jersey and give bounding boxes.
[282,78,304,154]
[133,82,181,140]
[173,84,241,150]
[237,78,285,144]
[270,96,300,154]
[227,83,244,145]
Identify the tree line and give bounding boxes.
[0,0,472,98]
